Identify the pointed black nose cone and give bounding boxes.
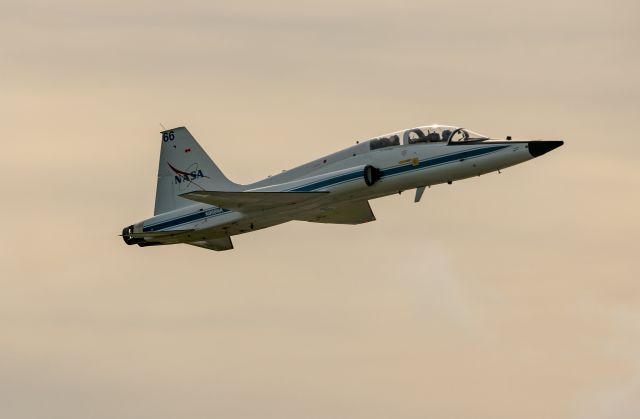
[528,140,564,157]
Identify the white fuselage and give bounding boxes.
[138,140,533,239]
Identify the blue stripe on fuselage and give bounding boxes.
[289,170,363,192]
[144,145,509,232]
[144,208,231,231]
[381,144,507,178]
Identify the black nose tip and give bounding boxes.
[528,140,564,157]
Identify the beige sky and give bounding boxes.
[1,1,639,418]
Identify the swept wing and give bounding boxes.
[179,191,328,211]
[296,201,376,224]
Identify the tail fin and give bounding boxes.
[154,127,240,215]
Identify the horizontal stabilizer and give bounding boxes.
[188,237,234,251]
[296,201,376,224]
[179,191,328,211]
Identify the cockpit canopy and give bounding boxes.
[368,125,489,150]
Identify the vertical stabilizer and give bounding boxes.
[154,127,240,215]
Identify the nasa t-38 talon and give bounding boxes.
[121,125,563,251]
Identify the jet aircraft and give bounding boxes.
[122,125,563,251]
